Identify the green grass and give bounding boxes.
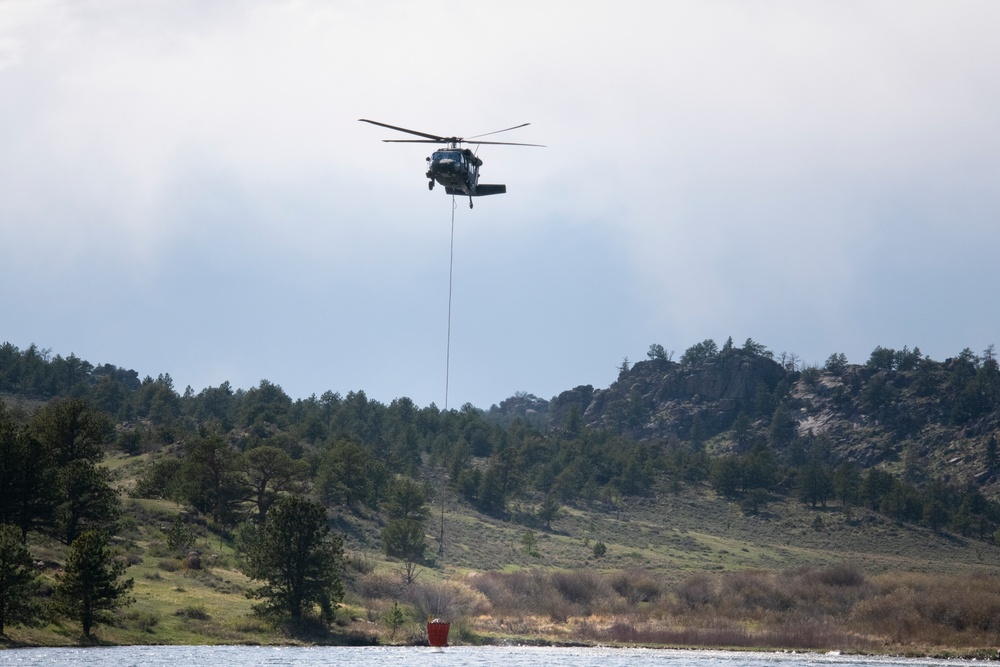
[430,484,1000,582]
[6,469,1000,650]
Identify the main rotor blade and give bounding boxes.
[468,140,546,147]
[383,139,545,147]
[358,119,448,142]
[467,122,532,140]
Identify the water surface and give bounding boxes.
[0,646,985,667]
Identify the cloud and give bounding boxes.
[2,1,1000,406]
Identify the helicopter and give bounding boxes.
[359,119,543,208]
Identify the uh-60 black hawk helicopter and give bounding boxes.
[359,119,543,208]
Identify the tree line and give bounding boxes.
[4,339,1000,536]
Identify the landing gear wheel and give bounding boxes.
[468,198,474,209]
[428,180,435,191]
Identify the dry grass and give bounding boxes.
[452,564,1000,653]
[850,571,1000,647]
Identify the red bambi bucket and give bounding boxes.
[427,621,450,647]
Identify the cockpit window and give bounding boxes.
[432,151,462,162]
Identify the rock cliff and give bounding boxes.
[549,350,786,440]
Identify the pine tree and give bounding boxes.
[242,496,344,622]
[54,531,134,637]
[0,524,43,635]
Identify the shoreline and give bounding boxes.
[4,633,1000,661]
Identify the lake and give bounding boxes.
[0,646,987,667]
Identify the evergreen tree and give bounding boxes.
[742,441,778,492]
[54,460,120,545]
[768,404,797,449]
[986,435,999,471]
[242,496,343,622]
[0,410,57,542]
[29,398,110,466]
[54,531,134,638]
[381,476,430,582]
[317,439,388,509]
[3,399,117,545]
[742,338,770,357]
[861,468,894,511]
[710,456,743,497]
[381,519,427,583]
[384,602,406,638]
[536,495,563,530]
[239,445,309,522]
[182,430,243,526]
[0,524,42,635]
[165,514,195,554]
[833,461,861,507]
[798,459,834,508]
[731,411,752,451]
[383,476,430,522]
[681,339,718,366]
[824,352,848,375]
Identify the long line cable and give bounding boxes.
[445,195,457,410]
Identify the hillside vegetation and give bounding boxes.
[1,338,1000,654]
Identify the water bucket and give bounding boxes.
[427,621,450,647]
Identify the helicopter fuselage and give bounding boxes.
[425,148,507,198]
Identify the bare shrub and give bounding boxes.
[720,569,793,613]
[603,620,641,643]
[673,572,718,610]
[146,540,174,559]
[122,609,160,633]
[813,563,865,587]
[603,617,752,647]
[157,558,182,572]
[551,569,620,615]
[467,569,574,622]
[344,551,376,575]
[760,614,871,651]
[851,586,926,642]
[233,617,270,633]
[609,568,664,606]
[592,615,869,651]
[465,571,518,613]
[353,572,404,601]
[419,566,1000,650]
[175,604,210,620]
[779,565,872,618]
[403,580,490,623]
[849,572,1000,646]
[909,576,1000,635]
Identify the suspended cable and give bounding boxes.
[445,195,457,410]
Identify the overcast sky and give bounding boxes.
[2,1,999,409]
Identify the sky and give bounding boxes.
[2,1,1000,410]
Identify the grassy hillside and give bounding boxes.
[7,455,1000,653]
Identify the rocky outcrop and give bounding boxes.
[548,351,786,440]
[489,346,1000,498]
